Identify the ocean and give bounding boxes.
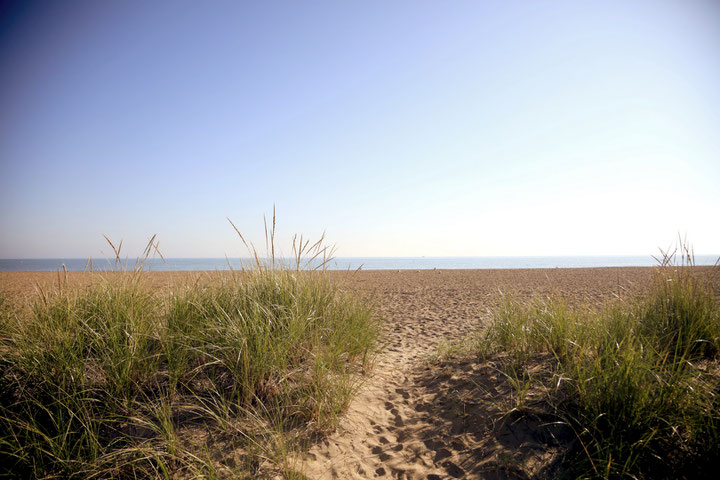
[0,255,717,272]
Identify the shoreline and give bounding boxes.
[2,254,718,273]
[0,265,702,274]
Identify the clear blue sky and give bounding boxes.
[1,0,718,258]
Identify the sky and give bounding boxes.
[1,0,719,259]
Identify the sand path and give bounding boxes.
[303,280,480,479]
[301,267,674,479]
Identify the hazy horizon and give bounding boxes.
[3,255,719,274]
[2,1,719,258]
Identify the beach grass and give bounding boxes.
[0,226,380,478]
[477,248,720,478]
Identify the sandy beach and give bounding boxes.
[0,266,663,307]
[296,267,675,479]
[2,267,716,478]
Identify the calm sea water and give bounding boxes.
[1,256,718,272]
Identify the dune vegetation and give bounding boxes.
[2,222,718,479]
[0,222,380,479]
[477,247,720,479]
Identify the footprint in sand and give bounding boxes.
[433,448,452,462]
[395,387,410,399]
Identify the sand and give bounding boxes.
[299,268,658,479]
[2,267,716,478]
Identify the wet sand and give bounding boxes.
[1,267,716,478]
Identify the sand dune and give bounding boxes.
[2,267,715,478]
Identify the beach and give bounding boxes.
[298,267,683,479]
[0,266,664,306]
[1,267,717,478]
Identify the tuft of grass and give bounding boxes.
[165,269,377,426]
[0,219,379,478]
[478,247,720,479]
